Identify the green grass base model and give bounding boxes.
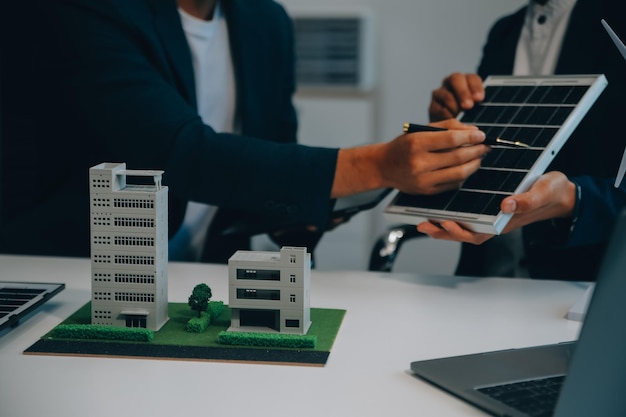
[24,302,345,366]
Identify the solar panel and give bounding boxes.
[384,75,608,234]
[0,281,65,333]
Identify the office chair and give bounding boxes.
[368,224,426,272]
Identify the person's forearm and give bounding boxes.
[331,144,386,198]
[331,127,488,199]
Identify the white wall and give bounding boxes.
[266,0,527,273]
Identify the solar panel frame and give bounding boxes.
[384,74,608,234]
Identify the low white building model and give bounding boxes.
[89,163,169,331]
[228,247,311,335]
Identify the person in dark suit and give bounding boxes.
[421,0,626,280]
[0,0,488,262]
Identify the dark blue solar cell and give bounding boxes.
[394,190,455,211]
[564,86,589,104]
[460,106,484,123]
[528,86,550,103]
[463,169,510,191]
[515,149,542,170]
[531,128,558,147]
[528,106,558,125]
[483,86,500,102]
[501,171,526,192]
[512,106,534,124]
[483,194,506,215]
[549,107,573,125]
[447,191,495,214]
[542,86,573,103]
[491,86,519,103]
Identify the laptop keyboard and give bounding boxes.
[0,282,65,332]
[477,375,565,417]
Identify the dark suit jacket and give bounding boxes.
[569,177,626,248]
[456,0,626,280]
[0,0,338,259]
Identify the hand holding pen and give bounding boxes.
[349,119,488,196]
[403,122,530,148]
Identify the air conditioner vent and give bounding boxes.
[292,12,375,91]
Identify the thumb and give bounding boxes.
[501,197,518,213]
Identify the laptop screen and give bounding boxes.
[553,218,626,416]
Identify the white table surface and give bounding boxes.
[0,255,587,417]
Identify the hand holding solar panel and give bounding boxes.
[416,171,577,244]
[386,75,608,234]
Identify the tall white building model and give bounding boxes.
[89,163,169,331]
[228,247,311,335]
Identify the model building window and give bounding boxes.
[93,273,112,282]
[115,292,155,303]
[290,294,296,303]
[91,179,110,188]
[290,255,296,263]
[93,235,112,245]
[236,289,280,300]
[114,255,155,265]
[115,273,155,284]
[285,319,300,328]
[114,198,154,209]
[290,274,296,283]
[125,315,147,328]
[114,217,155,228]
[236,269,280,280]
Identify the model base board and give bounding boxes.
[24,302,345,367]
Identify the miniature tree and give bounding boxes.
[188,283,212,317]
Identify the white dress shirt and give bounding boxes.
[485,0,577,278]
[169,2,237,261]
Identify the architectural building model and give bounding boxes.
[89,163,169,331]
[228,247,311,334]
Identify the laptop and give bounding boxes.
[409,205,626,417]
[0,281,65,334]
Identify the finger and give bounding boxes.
[427,138,489,168]
[500,196,518,213]
[417,221,453,239]
[428,100,456,122]
[443,73,475,110]
[432,119,479,131]
[411,129,486,152]
[504,186,547,213]
[438,221,493,245]
[412,157,483,195]
[418,220,493,244]
[430,88,461,120]
[466,74,485,102]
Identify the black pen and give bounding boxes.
[403,122,530,148]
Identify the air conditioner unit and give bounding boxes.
[289,7,376,91]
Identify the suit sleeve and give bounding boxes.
[476,8,526,78]
[39,0,337,230]
[567,176,626,247]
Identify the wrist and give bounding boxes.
[332,144,386,198]
[550,180,580,245]
[560,179,578,218]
